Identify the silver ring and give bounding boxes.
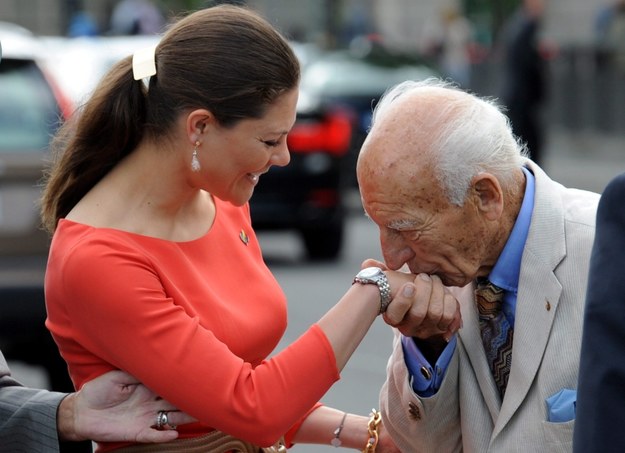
[155,410,170,430]
[156,411,167,430]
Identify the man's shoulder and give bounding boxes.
[560,187,600,226]
[531,165,600,226]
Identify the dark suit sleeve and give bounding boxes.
[0,350,66,453]
[574,172,625,452]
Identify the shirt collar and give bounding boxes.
[488,166,535,293]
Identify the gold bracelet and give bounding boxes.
[362,409,381,452]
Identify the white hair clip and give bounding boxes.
[132,45,157,89]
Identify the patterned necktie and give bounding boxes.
[475,278,513,398]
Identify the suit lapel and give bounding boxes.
[495,162,567,435]
[494,252,562,435]
[458,266,562,434]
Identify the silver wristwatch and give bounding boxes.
[353,266,392,314]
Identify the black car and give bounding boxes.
[298,37,440,187]
[250,41,353,260]
[249,102,353,260]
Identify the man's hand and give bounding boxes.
[385,273,462,341]
[58,371,196,443]
[361,258,462,342]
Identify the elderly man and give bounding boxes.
[357,78,598,452]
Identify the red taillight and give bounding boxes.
[308,189,340,207]
[287,110,353,156]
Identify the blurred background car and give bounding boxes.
[0,22,70,255]
[39,33,162,107]
[297,35,440,187]
[250,41,353,261]
[0,21,75,392]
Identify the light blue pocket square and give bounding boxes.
[546,388,577,422]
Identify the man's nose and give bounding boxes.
[381,233,413,270]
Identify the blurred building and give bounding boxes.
[0,0,610,46]
[2,0,624,134]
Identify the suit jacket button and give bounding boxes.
[409,401,421,420]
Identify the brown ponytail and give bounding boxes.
[40,57,146,233]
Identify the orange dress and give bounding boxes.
[45,198,339,452]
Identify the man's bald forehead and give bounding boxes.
[362,87,460,164]
[375,85,464,120]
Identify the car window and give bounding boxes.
[0,58,62,153]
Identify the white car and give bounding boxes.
[40,34,161,108]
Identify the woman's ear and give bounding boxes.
[186,109,212,144]
[472,173,504,220]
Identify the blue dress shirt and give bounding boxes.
[401,167,535,396]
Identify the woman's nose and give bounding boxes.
[271,144,290,167]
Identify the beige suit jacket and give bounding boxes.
[380,161,600,453]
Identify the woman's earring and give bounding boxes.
[191,141,201,172]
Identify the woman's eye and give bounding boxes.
[263,140,280,147]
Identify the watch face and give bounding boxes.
[359,267,382,278]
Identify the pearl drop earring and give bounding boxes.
[191,141,201,172]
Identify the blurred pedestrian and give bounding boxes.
[109,0,166,35]
[67,11,99,37]
[574,172,625,453]
[603,0,625,75]
[499,0,547,166]
[40,5,427,452]
[420,6,474,88]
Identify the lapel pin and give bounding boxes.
[239,229,249,245]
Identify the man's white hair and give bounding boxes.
[370,78,529,205]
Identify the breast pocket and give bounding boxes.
[542,419,574,452]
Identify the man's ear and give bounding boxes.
[185,109,212,144]
[472,173,504,220]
